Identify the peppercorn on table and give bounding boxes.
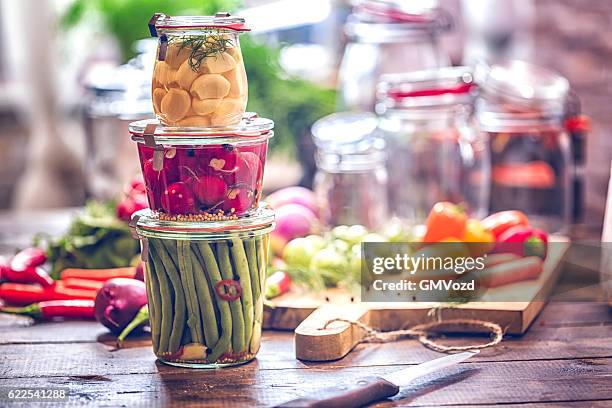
[0,209,610,407]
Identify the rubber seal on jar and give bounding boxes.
[215,279,242,301]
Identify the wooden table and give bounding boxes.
[0,210,611,407]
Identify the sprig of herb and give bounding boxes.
[173,34,234,72]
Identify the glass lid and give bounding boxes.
[131,204,275,240]
[149,12,250,37]
[477,60,569,113]
[346,0,453,42]
[311,112,382,155]
[377,66,474,110]
[129,115,274,145]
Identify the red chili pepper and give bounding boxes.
[60,267,136,282]
[3,248,54,287]
[11,247,47,270]
[495,225,548,259]
[265,271,292,299]
[0,283,97,305]
[0,300,95,320]
[215,279,242,301]
[61,278,104,291]
[481,210,530,239]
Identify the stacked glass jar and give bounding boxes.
[129,13,275,368]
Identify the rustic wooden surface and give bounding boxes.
[0,209,611,407]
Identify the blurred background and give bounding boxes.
[0,0,609,228]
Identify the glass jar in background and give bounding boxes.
[376,67,489,224]
[131,205,274,368]
[338,0,452,112]
[311,112,388,230]
[149,13,249,127]
[476,60,573,233]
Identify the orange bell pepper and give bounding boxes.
[423,202,467,243]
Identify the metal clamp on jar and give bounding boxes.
[311,112,388,230]
[476,60,573,233]
[376,67,489,224]
[338,0,453,112]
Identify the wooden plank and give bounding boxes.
[1,325,611,379]
[0,359,609,407]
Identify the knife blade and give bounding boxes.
[275,350,478,408]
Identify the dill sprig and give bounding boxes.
[173,34,235,72]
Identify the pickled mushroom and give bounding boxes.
[154,61,177,86]
[190,74,231,100]
[176,60,200,90]
[202,52,236,74]
[160,88,191,123]
[152,88,167,112]
[192,98,222,115]
[165,43,191,69]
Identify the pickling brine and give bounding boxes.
[149,13,249,127]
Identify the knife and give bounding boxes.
[275,350,478,408]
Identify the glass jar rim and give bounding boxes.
[149,13,250,36]
[131,204,275,240]
[129,115,274,145]
[377,66,475,110]
[312,112,384,155]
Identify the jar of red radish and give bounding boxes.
[129,115,273,219]
[130,205,274,368]
[148,13,249,127]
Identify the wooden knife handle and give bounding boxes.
[275,376,399,408]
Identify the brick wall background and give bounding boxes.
[534,0,612,227]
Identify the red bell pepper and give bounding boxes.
[496,225,548,259]
[482,210,529,239]
[60,267,136,282]
[0,300,95,320]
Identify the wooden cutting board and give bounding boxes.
[263,236,570,361]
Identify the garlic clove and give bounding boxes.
[224,63,248,98]
[176,60,200,90]
[203,52,237,74]
[152,88,167,113]
[154,61,177,86]
[160,88,191,123]
[190,74,230,100]
[192,98,222,115]
[164,42,192,69]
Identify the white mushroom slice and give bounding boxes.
[202,52,236,74]
[190,74,230,100]
[160,88,191,123]
[178,115,211,127]
[164,42,191,69]
[210,98,245,126]
[224,64,248,98]
[176,60,200,90]
[192,98,222,115]
[153,61,176,86]
[152,88,167,113]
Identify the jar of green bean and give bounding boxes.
[130,204,274,368]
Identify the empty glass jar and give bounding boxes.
[476,61,573,233]
[338,0,452,111]
[311,112,388,229]
[376,67,489,224]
